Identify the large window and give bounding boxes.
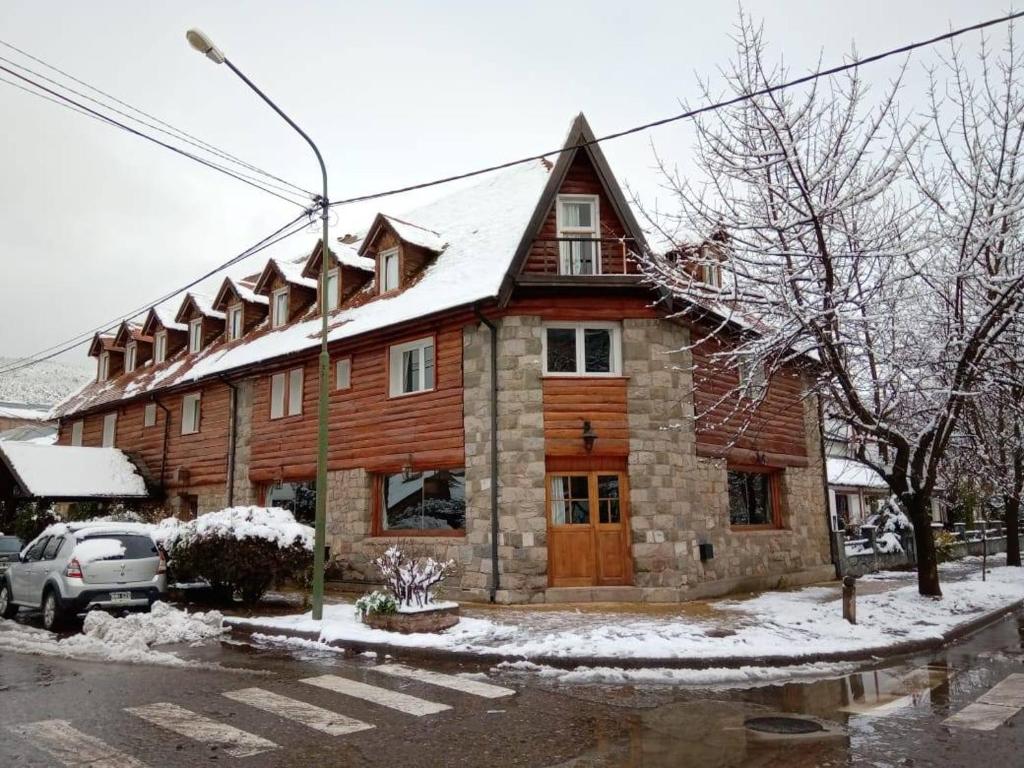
[265,480,316,525]
[188,318,203,353]
[543,323,621,376]
[181,392,201,435]
[727,468,781,528]
[272,288,289,328]
[227,304,244,341]
[380,469,465,533]
[389,337,435,396]
[270,367,303,419]
[556,194,600,275]
[154,331,167,364]
[380,248,400,293]
[101,412,117,448]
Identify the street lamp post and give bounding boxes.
[186,28,330,620]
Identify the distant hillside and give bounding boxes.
[0,356,93,407]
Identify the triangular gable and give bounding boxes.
[112,321,150,348]
[141,306,187,337]
[252,257,318,296]
[303,239,375,280]
[212,276,269,312]
[88,333,120,358]
[500,113,649,298]
[174,292,224,325]
[358,214,446,257]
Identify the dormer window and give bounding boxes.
[272,288,289,328]
[700,262,723,288]
[188,318,203,353]
[227,304,244,341]
[380,248,399,293]
[125,341,137,373]
[325,268,340,311]
[556,195,600,275]
[154,331,167,364]
[98,351,110,382]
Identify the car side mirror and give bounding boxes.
[18,553,26,563]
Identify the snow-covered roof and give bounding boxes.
[0,441,149,498]
[273,258,318,290]
[0,401,51,421]
[233,279,269,305]
[0,423,57,444]
[827,457,888,490]
[186,292,225,320]
[333,242,374,272]
[381,215,447,252]
[152,304,187,332]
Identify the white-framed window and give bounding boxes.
[97,351,110,382]
[335,358,352,390]
[738,357,767,398]
[325,268,340,312]
[125,341,137,373]
[101,412,117,447]
[270,367,304,419]
[144,402,157,428]
[542,323,622,376]
[700,261,722,288]
[272,288,289,328]
[181,392,201,435]
[380,248,400,293]
[389,336,435,396]
[70,420,83,446]
[227,304,244,341]
[154,331,167,364]
[188,318,203,353]
[556,194,601,275]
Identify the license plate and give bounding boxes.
[109,591,132,603]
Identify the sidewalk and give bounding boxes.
[227,556,1024,670]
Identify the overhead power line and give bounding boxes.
[0,37,313,199]
[329,9,1024,210]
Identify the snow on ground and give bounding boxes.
[235,562,1024,666]
[0,602,225,667]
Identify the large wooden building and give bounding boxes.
[51,115,834,603]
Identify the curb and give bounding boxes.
[225,598,1024,671]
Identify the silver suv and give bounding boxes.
[0,522,167,631]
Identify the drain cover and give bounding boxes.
[744,716,825,735]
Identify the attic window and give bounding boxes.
[154,331,167,364]
[125,341,137,373]
[227,304,244,341]
[380,248,400,293]
[97,351,110,382]
[272,288,289,328]
[188,318,203,353]
[556,195,600,275]
[326,268,340,312]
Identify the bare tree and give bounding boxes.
[636,14,1024,597]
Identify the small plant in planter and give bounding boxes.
[357,545,460,633]
[354,590,397,619]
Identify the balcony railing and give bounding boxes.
[530,237,637,276]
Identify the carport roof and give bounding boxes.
[0,441,149,499]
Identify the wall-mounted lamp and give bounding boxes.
[582,420,598,452]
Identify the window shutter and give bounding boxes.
[271,373,286,419]
[288,368,303,415]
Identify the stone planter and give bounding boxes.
[361,604,460,634]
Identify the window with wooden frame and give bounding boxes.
[325,268,340,311]
[227,304,244,341]
[375,468,465,535]
[181,392,201,435]
[125,341,137,373]
[542,323,621,376]
[270,367,304,419]
[188,318,203,353]
[97,351,110,382]
[556,194,601,275]
[272,288,289,328]
[335,357,352,390]
[379,248,400,293]
[727,466,783,528]
[548,472,623,526]
[144,402,157,428]
[388,336,434,396]
[154,331,167,364]
[101,412,117,448]
[70,420,83,446]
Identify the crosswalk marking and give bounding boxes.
[8,720,149,768]
[301,674,451,716]
[223,687,375,736]
[374,663,516,699]
[126,702,278,758]
[945,673,1024,731]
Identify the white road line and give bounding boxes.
[977,673,1024,708]
[8,719,149,768]
[945,674,1024,731]
[374,664,516,699]
[223,687,375,736]
[301,674,451,716]
[125,702,277,758]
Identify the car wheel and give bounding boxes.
[41,589,65,631]
[0,581,17,619]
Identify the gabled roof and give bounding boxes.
[0,441,149,499]
[212,276,270,312]
[303,239,375,280]
[141,305,187,336]
[359,214,447,256]
[253,257,318,295]
[113,321,151,348]
[174,291,225,324]
[88,334,121,358]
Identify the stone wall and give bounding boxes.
[230,379,257,507]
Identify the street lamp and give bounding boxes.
[186,27,331,620]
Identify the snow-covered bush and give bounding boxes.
[863,496,913,534]
[373,545,456,610]
[354,590,397,619]
[160,507,314,606]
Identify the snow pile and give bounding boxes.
[155,506,313,551]
[72,538,126,565]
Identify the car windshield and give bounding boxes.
[78,534,157,560]
[0,536,22,553]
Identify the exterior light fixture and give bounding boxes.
[582,420,598,452]
[186,28,226,64]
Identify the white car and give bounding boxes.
[0,522,167,631]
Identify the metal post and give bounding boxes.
[842,575,857,624]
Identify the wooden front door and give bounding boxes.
[547,471,631,587]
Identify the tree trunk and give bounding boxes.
[908,495,942,597]
[1005,495,1022,567]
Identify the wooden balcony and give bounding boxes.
[520,238,643,286]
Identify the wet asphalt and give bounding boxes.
[2,610,1024,767]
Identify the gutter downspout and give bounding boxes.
[474,306,501,603]
[153,397,171,500]
[220,375,238,508]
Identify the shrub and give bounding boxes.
[12,502,61,542]
[373,544,456,610]
[158,507,314,606]
[355,590,397,618]
[934,530,960,563]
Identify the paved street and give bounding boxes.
[3,611,1024,767]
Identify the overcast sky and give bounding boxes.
[0,1,1013,365]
